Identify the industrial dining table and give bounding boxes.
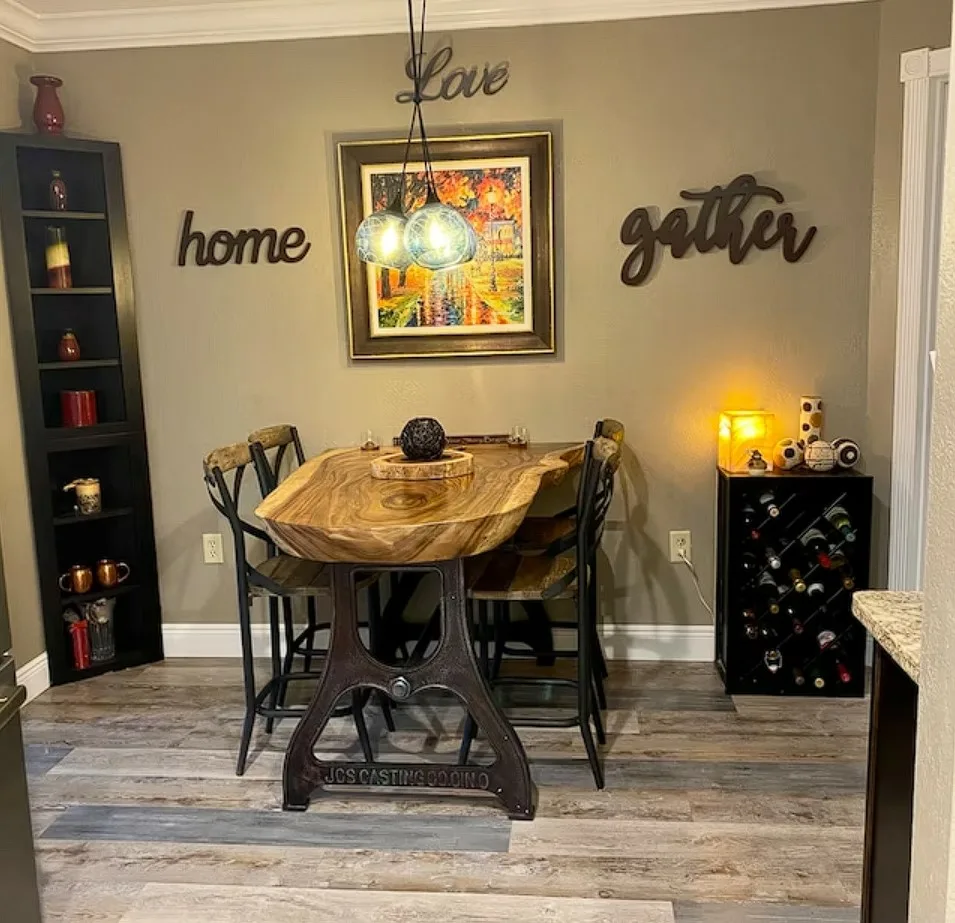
[255,441,585,820]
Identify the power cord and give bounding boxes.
[678,549,714,617]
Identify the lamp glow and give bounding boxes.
[355,207,413,270]
[718,410,775,472]
[404,202,475,271]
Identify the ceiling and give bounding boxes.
[0,0,875,53]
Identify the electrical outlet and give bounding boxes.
[669,530,691,563]
[203,532,224,564]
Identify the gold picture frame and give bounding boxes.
[338,130,555,359]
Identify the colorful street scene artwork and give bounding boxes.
[362,157,533,337]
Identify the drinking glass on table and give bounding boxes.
[508,425,529,447]
[359,430,380,451]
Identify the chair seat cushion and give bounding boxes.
[470,551,576,601]
[251,555,331,596]
[512,515,576,553]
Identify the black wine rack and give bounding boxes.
[715,468,873,697]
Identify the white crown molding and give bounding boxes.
[162,621,714,661]
[0,0,877,53]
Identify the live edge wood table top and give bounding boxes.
[255,442,585,564]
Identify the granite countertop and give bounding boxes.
[852,590,923,684]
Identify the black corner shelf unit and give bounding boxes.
[715,467,873,697]
[0,132,163,686]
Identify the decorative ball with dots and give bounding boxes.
[773,438,804,471]
[399,417,447,462]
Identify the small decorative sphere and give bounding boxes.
[400,417,447,461]
[804,440,836,472]
[773,438,804,471]
[831,437,861,469]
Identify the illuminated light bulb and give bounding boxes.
[355,207,413,270]
[404,201,475,271]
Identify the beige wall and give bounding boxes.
[0,37,45,664]
[866,0,953,586]
[0,8,881,651]
[910,3,955,915]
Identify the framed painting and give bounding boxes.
[338,130,555,359]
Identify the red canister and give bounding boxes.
[69,620,90,671]
[61,390,97,427]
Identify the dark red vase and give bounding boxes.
[30,75,65,135]
[61,390,97,428]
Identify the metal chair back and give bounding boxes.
[248,424,306,497]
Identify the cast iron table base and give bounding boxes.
[283,559,538,820]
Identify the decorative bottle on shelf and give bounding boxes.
[57,329,80,362]
[49,170,68,211]
[45,226,72,289]
[826,505,857,543]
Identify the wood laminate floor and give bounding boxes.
[22,659,867,922]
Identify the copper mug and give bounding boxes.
[96,559,130,588]
[59,564,93,594]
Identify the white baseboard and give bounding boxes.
[16,652,50,703]
[162,622,714,662]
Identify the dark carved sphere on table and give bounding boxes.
[400,417,447,462]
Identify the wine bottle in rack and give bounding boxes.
[741,607,759,640]
[781,600,805,635]
[799,527,832,568]
[756,572,782,613]
[806,580,826,598]
[764,544,782,570]
[741,503,761,540]
[807,666,826,689]
[825,505,857,543]
[832,657,852,685]
[788,567,807,593]
[792,666,807,687]
[816,628,837,651]
[741,551,760,575]
[837,562,855,591]
[763,648,783,674]
[758,491,781,518]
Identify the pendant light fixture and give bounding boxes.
[354,0,476,273]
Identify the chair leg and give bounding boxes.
[277,597,297,714]
[577,587,604,790]
[352,689,374,762]
[265,596,282,734]
[521,600,556,667]
[588,560,609,709]
[236,590,257,776]
[592,677,607,746]
[303,596,319,674]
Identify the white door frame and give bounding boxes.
[889,47,950,591]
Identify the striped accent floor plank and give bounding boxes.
[23,659,867,922]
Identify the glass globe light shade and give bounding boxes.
[355,208,413,270]
[404,202,475,271]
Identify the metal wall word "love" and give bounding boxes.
[619,174,817,286]
[396,44,509,103]
[321,765,492,790]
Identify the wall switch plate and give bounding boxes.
[203,532,224,564]
[669,530,691,563]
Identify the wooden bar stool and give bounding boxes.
[203,442,374,775]
[459,437,621,788]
